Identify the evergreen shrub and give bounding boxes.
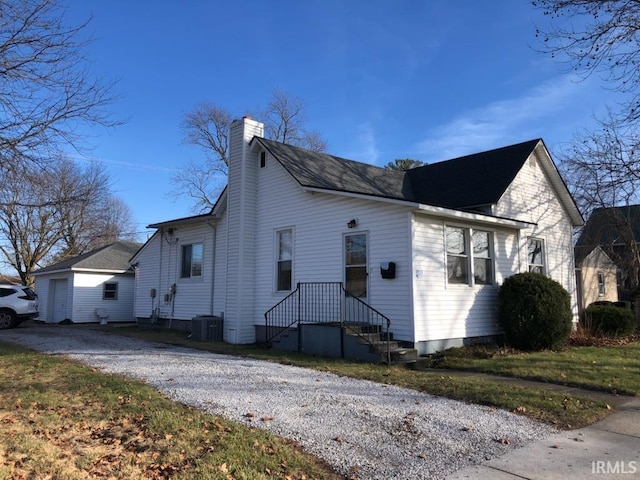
[498,272,572,350]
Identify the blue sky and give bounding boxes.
[63,0,616,239]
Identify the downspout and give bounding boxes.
[157,229,164,322]
[208,221,216,315]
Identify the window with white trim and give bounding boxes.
[103,282,118,300]
[181,243,203,278]
[472,230,493,285]
[597,272,605,296]
[446,226,494,286]
[276,229,293,291]
[527,238,545,274]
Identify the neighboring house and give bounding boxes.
[33,242,141,324]
[575,205,640,303]
[132,117,583,355]
[575,246,619,312]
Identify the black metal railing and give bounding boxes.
[264,282,392,363]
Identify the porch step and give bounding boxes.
[389,348,419,364]
[344,331,418,364]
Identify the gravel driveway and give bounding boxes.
[1,325,555,479]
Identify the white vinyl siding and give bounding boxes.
[132,224,217,322]
[34,272,135,323]
[495,148,578,318]
[254,151,414,342]
[73,273,134,322]
[131,232,161,319]
[412,216,504,345]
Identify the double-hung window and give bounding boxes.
[527,238,545,274]
[472,230,493,285]
[597,272,606,296]
[446,226,494,286]
[276,229,293,291]
[103,282,118,300]
[181,243,203,278]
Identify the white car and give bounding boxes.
[0,284,39,329]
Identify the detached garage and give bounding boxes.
[32,242,141,324]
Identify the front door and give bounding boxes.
[344,233,368,322]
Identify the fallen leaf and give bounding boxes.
[461,426,473,432]
[334,435,345,444]
[217,463,228,473]
[495,438,510,445]
[550,445,562,449]
[261,416,274,422]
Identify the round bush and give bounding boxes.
[498,272,573,351]
[583,304,636,338]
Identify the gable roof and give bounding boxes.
[32,242,142,276]
[575,205,640,264]
[252,137,410,201]
[254,137,582,225]
[405,139,541,209]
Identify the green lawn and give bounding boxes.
[431,341,640,396]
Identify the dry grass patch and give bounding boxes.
[0,341,342,480]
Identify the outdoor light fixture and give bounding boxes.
[347,218,358,228]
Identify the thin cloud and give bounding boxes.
[71,154,180,173]
[354,122,379,165]
[415,75,600,162]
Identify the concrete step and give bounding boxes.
[388,348,418,364]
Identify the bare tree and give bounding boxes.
[561,112,640,299]
[262,89,328,151]
[384,158,426,171]
[532,0,640,122]
[53,160,138,261]
[534,0,640,305]
[171,90,327,213]
[0,163,67,285]
[0,0,119,170]
[0,159,136,283]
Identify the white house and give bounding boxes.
[132,117,583,356]
[33,242,141,324]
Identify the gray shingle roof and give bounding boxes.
[33,242,142,275]
[254,137,542,210]
[253,138,411,200]
[575,205,640,264]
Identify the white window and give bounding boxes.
[446,226,494,286]
[527,238,545,274]
[472,230,493,285]
[181,243,203,278]
[103,282,118,300]
[446,227,469,284]
[276,229,292,291]
[597,272,605,296]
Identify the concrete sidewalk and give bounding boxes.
[448,395,640,479]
